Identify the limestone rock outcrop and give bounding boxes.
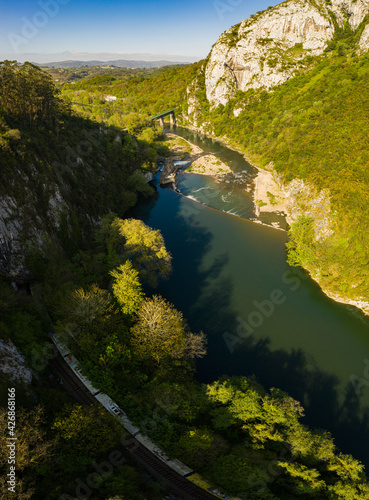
[359,22,369,50]
[0,339,32,384]
[202,0,369,107]
[329,0,369,29]
[0,178,67,279]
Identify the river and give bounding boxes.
[129,126,369,468]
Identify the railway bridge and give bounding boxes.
[150,108,176,127]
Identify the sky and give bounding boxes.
[0,0,280,63]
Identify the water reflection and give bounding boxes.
[129,129,369,469]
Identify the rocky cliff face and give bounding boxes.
[329,0,369,29]
[186,75,204,128]
[0,175,67,279]
[283,178,369,314]
[0,134,153,281]
[0,339,33,384]
[283,178,333,241]
[360,23,369,49]
[202,0,369,107]
[183,0,369,313]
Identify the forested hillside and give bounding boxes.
[2,57,369,499]
[58,63,202,127]
[3,209,369,499]
[55,4,369,308]
[0,61,166,276]
[0,61,178,499]
[183,0,369,308]
[186,30,369,305]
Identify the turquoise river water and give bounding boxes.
[129,126,369,468]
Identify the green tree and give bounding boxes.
[61,284,112,325]
[0,405,54,498]
[208,453,271,496]
[176,427,229,469]
[52,403,122,457]
[286,423,335,464]
[286,216,315,268]
[0,60,61,128]
[55,284,126,363]
[0,405,54,472]
[110,260,144,315]
[0,477,33,500]
[206,377,304,447]
[278,461,326,494]
[111,218,172,287]
[327,453,366,482]
[126,172,155,197]
[327,481,369,500]
[147,382,207,423]
[130,295,206,363]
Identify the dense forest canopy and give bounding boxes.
[0,61,173,274]
[2,205,369,498]
[2,11,369,496]
[0,60,67,127]
[0,56,369,499]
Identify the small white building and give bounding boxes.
[103,94,117,102]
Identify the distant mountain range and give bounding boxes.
[35,59,190,68]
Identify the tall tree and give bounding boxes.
[130,295,206,363]
[110,218,172,287]
[110,260,144,315]
[0,405,54,498]
[52,403,122,458]
[0,61,61,128]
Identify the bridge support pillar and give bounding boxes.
[170,112,176,126]
[159,117,165,128]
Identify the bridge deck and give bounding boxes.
[150,108,176,120]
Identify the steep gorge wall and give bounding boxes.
[280,177,369,314]
[183,0,369,313]
[201,0,369,107]
[0,170,68,278]
[329,0,369,29]
[0,126,153,280]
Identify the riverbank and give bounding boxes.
[319,289,369,317]
[217,139,369,317]
[202,135,291,223]
[165,132,232,180]
[219,143,369,317]
[252,167,289,220]
[168,127,289,220]
[165,130,288,231]
[169,125,369,317]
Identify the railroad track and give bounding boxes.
[51,354,96,406]
[51,353,219,500]
[125,440,218,500]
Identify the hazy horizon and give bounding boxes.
[0,0,279,63]
[1,51,201,65]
